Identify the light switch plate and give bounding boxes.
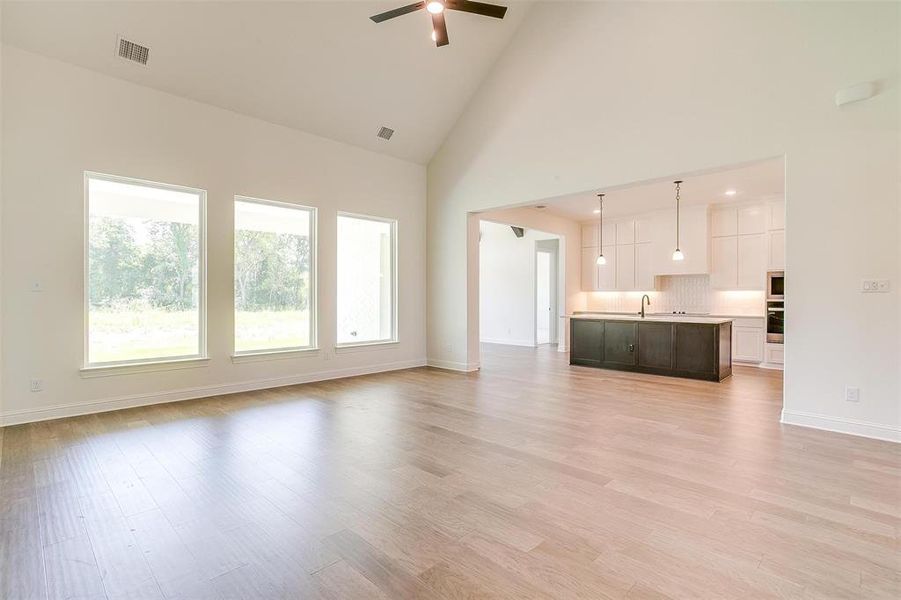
[845,386,860,403]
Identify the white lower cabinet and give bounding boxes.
[732,320,764,363]
[765,343,785,366]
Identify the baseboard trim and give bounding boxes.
[426,358,480,372]
[479,338,536,348]
[1,358,428,427]
[781,409,900,443]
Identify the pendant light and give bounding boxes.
[672,180,685,261]
[595,193,607,265]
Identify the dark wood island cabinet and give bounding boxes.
[570,315,732,381]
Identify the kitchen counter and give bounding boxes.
[570,315,732,382]
[569,313,733,325]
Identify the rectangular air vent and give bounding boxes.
[377,126,395,141]
[117,36,150,66]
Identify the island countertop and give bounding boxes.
[566,313,734,325]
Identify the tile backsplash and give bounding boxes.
[584,275,765,316]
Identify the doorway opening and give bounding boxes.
[535,239,559,346]
[478,219,563,350]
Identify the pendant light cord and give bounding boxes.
[674,181,682,250]
[597,193,604,248]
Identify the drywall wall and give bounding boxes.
[479,205,582,352]
[1,47,427,424]
[427,2,900,440]
[478,220,558,347]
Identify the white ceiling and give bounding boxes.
[533,158,785,222]
[1,0,530,164]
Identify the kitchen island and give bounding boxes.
[569,313,733,381]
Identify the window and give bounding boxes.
[234,198,316,353]
[86,173,205,366]
[336,213,397,345]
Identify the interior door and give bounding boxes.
[536,251,551,344]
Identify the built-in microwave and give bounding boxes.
[767,270,785,300]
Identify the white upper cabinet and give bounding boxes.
[635,217,653,244]
[615,244,635,290]
[635,243,655,290]
[598,245,616,290]
[737,234,767,288]
[616,220,635,245]
[710,206,737,237]
[737,205,766,235]
[768,199,785,230]
[582,222,616,248]
[769,230,785,270]
[710,236,738,288]
[581,246,598,290]
[580,200,773,293]
[653,205,709,276]
[581,223,597,248]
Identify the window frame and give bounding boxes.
[232,195,318,357]
[335,211,398,348]
[83,171,208,369]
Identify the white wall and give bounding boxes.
[1,47,427,425]
[478,221,558,346]
[427,2,900,441]
[479,206,583,350]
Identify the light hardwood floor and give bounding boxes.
[1,344,899,599]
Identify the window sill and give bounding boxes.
[231,348,319,363]
[80,357,210,378]
[334,340,399,353]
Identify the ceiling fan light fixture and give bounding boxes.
[427,1,445,14]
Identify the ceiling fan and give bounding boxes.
[370,0,508,48]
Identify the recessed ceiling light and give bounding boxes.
[593,208,601,214]
[725,189,737,196]
[426,1,444,14]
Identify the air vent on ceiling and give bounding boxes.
[377,126,395,141]
[117,36,150,66]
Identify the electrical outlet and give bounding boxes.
[30,379,43,393]
[844,386,860,403]
[862,279,892,293]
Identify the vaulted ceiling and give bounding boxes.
[1,1,530,164]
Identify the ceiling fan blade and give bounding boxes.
[431,12,449,46]
[370,1,425,23]
[445,0,507,19]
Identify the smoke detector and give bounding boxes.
[116,36,150,66]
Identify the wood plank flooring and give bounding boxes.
[1,343,899,599]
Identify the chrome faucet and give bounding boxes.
[640,294,651,318]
